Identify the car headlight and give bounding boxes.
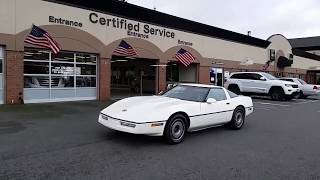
[100,113,108,120]
[285,84,292,87]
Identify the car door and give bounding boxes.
[247,73,269,93]
[237,73,253,92]
[197,88,232,128]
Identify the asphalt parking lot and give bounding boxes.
[1,97,320,180]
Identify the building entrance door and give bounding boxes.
[210,67,224,86]
[110,56,157,100]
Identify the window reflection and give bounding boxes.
[24,76,50,88]
[76,64,96,75]
[76,77,96,87]
[52,51,74,63]
[51,76,74,88]
[76,53,97,64]
[24,50,49,61]
[24,61,49,74]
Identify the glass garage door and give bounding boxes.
[24,48,97,103]
[0,47,3,104]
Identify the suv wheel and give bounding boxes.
[270,88,285,101]
[228,85,241,95]
[295,91,303,99]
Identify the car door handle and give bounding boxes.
[226,102,230,105]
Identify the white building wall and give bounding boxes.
[0,0,267,64]
[292,56,320,70]
[0,0,15,35]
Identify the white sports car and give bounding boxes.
[99,84,254,144]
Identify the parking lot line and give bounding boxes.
[254,102,290,107]
[294,100,318,105]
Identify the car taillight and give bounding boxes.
[313,86,319,90]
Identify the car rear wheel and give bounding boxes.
[163,114,186,144]
[270,88,285,101]
[228,107,245,130]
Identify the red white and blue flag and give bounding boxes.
[262,60,271,70]
[113,40,137,57]
[24,25,61,54]
[175,48,196,67]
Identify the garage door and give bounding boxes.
[23,48,97,103]
[0,47,3,104]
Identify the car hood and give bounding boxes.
[101,96,193,123]
[273,79,297,85]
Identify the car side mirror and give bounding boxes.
[260,77,267,81]
[206,98,217,104]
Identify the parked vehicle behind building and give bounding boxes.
[225,72,300,101]
[278,77,320,98]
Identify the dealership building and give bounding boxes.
[1,0,320,104]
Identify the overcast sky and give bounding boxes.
[127,0,320,40]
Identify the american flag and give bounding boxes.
[25,25,61,54]
[113,40,137,57]
[262,61,271,70]
[175,48,196,67]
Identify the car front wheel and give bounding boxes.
[163,114,186,144]
[228,107,245,130]
[270,88,285,101]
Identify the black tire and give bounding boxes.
[163,114,187,144]
[270,88,285,101]
[295,91,303,99]
[228,107,245,130]
[228,85,241,95]
[285,96,294,101]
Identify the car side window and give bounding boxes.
[230,73,245,79]
[206,88,227,101]
[247,73,262,80]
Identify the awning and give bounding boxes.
[277,56,293,68]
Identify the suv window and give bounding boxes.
[206,88,227,101]
[247,73,263,80]
[230,73,248,79]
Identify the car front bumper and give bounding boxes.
[284,87,300,96]
[98,114,166,136]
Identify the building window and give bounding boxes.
[269,49,276,61]
[24,48,97,102]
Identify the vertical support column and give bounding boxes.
[6,50,24,104]
[199,66,210,84]
[99,57,111,101]
[157,61,167,93]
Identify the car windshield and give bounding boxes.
[297,78,307,85]
[162,85,209,102]
[261,72,277,80]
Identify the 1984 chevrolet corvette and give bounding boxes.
[99,84,254,144]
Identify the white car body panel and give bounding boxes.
[99,84,254,136]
